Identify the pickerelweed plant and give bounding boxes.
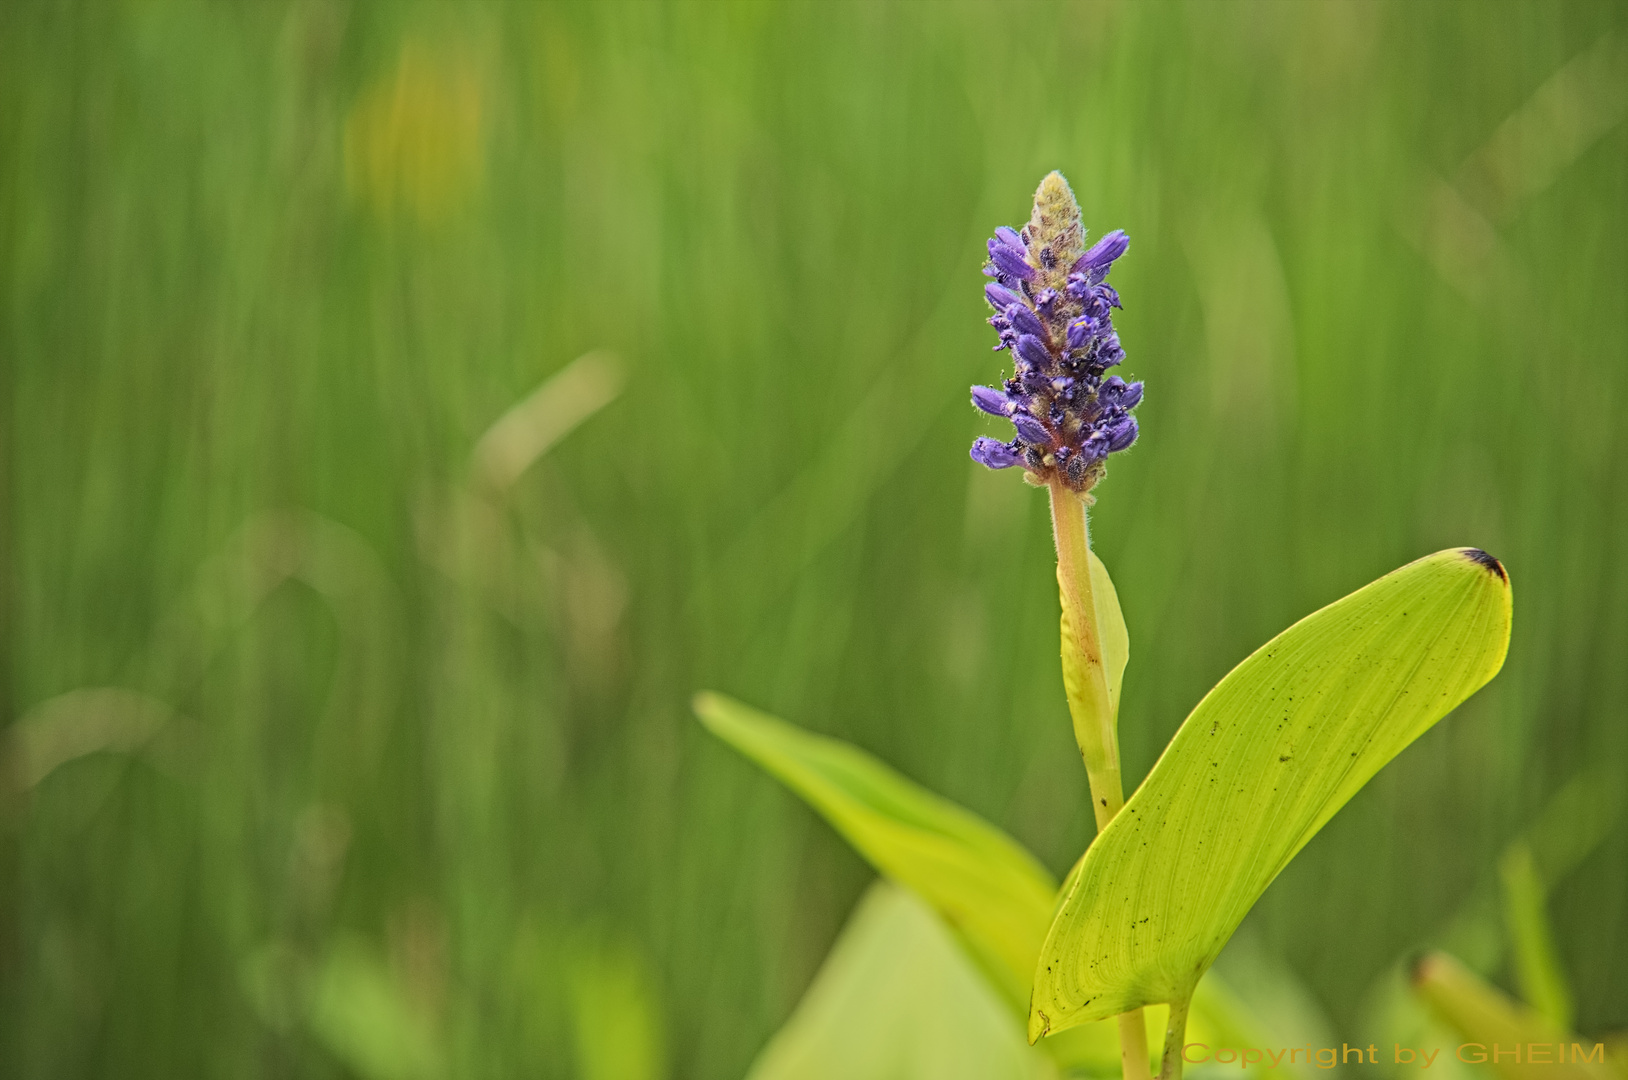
[695,173,1515,1080]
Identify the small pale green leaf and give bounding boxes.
[1061,551,1129,722]
[1030,549,1512,1039]
[747,881,1054,1080]
[695,692,1057,1009]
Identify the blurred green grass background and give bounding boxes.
[2,1,1626,1077]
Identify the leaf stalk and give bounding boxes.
[1158,991,1192,1080]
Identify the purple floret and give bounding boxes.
[970,437,1023,469]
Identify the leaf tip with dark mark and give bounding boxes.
[1459,548,1506,582]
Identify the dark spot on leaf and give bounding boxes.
[1279,755,1291,762]
[1461,548,1507,581]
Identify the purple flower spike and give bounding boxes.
[1012,413,1050,445]
[1006,303,1045,339]
[1072,229,1129,276]
[971,385,1014,417]
[968,172,1144,492]
[971,436,1022,469]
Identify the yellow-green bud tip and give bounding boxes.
[1028,171,1085,274]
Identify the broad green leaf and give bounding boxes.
[697,691,1308,1073]
[695,692,1056,1008]
[1061,551,1129,723]
[1030,549,1512,1039]
[1411,951,1620,1080]
[746,881,1053,1080]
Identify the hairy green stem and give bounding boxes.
[1158,992,1192,1080]
[1049,481,1149,1080]
[1048,482,1124,828]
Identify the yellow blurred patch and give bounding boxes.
[344,41,486,223]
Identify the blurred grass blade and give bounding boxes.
[5,688,176,790]
[1456,32,1628,221]
[1434,763,1623,973]
[1030,549,1513,1039]
[470,349,625,492]
[1412,951,1619,1080]
[1061,551,1129,726]
[694,692,1057,1009]
[568,941,668,1080]
[746,881,1050,1080]
[1499,841,1574,1031]
[1524,764,1625,885]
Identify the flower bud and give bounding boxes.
[970,437,1022,469]
[1006,303,1045,339]
[1106,416,1139,452]
[1015,334,1051,368]
[1012,413,1050,445]
[971,385,1014,417]
[988,242,1036,282]
[1072,229,1129,277]
[985,283,1025,311]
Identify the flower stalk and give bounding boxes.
[1052,479,1152,1080]
[972,171,1154,1080]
